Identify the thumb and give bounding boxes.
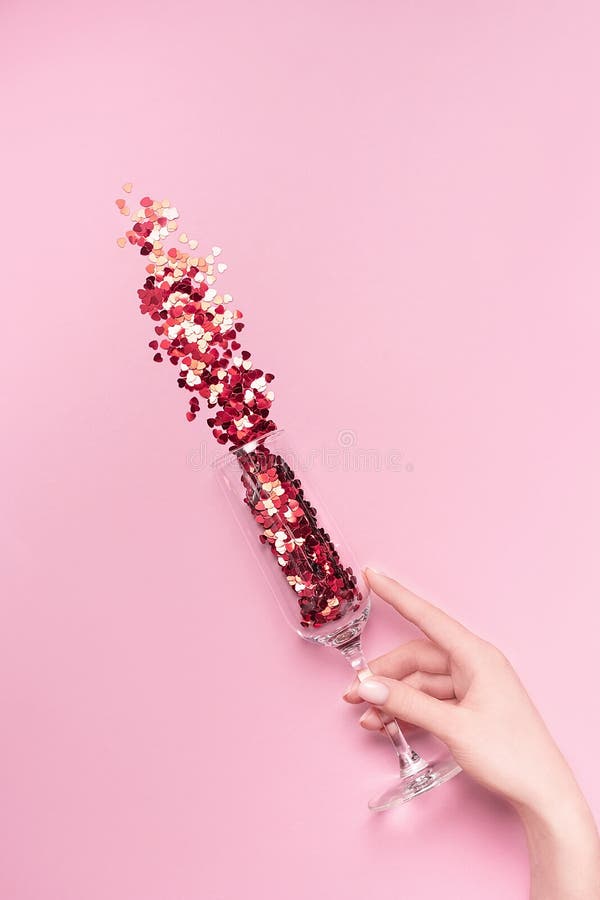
[357,676,456,741]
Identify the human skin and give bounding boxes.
[343,569,600,900]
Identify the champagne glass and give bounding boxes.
[213,428,461,810]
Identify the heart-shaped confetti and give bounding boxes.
[116,188,362,628]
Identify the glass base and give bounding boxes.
[369,756,462,811]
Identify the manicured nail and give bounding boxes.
[343,678,358,700]
[359,708,380,728]
[357,679,389,705]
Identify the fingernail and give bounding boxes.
[342,678,358,700]
[357,679,390,705]
[359,708,380,728]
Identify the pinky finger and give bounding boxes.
[359,695,458,732]
[359,707,417,732]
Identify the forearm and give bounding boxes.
[518,788,600,900]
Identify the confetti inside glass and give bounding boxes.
[117,188,461,809]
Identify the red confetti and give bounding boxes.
[117,188,361,628]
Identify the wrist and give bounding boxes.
[515,773,595,834]
[508,749,591,829]
[516,783,600,863]
[515,788,600,899]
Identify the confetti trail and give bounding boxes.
[117,189,362,629]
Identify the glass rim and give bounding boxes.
[210,427,287,469]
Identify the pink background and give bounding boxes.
[2,1,599,897]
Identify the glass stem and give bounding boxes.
[339,636,428,776]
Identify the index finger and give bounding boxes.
[365,569,476,656]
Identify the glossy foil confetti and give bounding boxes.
[117,188,361,628]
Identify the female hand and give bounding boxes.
[343,569,600,899]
